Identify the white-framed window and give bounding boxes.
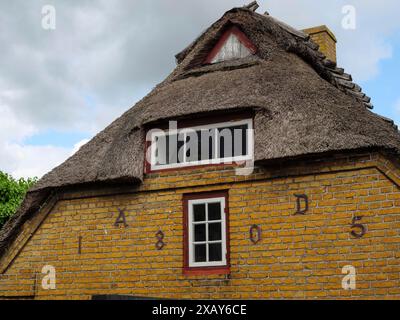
[148,119,253,171]
[188,196,227,267]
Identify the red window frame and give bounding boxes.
[204,26,257,64]
[182,190,230,275]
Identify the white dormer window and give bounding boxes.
[146,118,253,172]
[205,26,257,64]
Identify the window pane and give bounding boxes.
[155,135,167,165]
[209,134,214,160]
[194,244,206,262]
[209,243,222,262]
[177,137,184,164]
[218,128,233,159]
[197,130,202,162]
[242,125,248,156]
[216,124,249,159]
[193,204,206,222]
[194,224,206,242]
[232,124,248,157]
[185,131,198,163]
[208,202,221,221]
[199,129,215,161]
[208,223,222,241]
[168,134,178,164]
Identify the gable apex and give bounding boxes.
[204,26,257,64]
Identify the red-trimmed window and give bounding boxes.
[204,26,257,64]
[183,191,230,275]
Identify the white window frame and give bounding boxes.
[150,119,253,171]
[188,197,227,268]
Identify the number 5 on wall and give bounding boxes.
[350,216,366,238]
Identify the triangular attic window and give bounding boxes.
[205,26,257,64]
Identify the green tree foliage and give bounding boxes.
[0,171,37,229]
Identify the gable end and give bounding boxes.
[204,26,257,64]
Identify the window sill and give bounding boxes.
[183,266,230,276]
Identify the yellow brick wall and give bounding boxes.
[1,152,400,299]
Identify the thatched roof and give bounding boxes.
[1,4,399,258]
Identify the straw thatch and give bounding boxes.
[1,4,399,258]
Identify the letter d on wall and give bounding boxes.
[41,265,56,290]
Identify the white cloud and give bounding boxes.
[0,101,71,178]
[1,143,71,179]
[263,0,400,82]
[0,103,36,143]
[338,36,392,82]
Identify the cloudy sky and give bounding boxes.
[0,0,399,178]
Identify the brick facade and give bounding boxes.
[1,152,400,299]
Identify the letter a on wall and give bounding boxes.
[41,265,56,290]
[114,208,128,227]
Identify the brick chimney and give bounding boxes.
[302,25,337,63]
